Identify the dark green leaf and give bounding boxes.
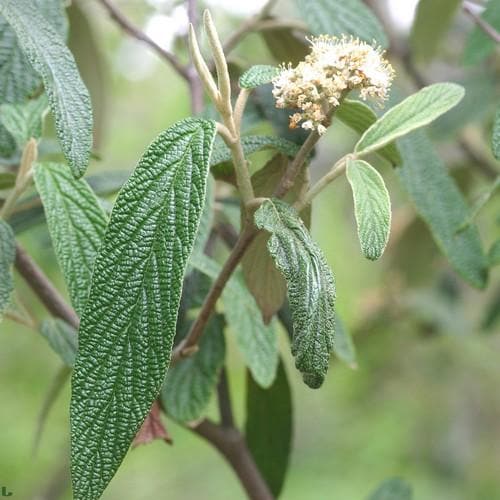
[245,359,292,497]
[70,118,216,500]
[0,172,15,190]
[254,199,336,388]
[367,477,413,500]
[0,0,93,177]
[161,314,225,422]
[261,26,309,65]
[397,131,488,289]
[39,318,77,366]
[240,65,279,89]
[294,0,388,47]
[493,106,500,160]
[0,219,15,321]
[34,162,107,315]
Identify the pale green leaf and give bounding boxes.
[39,318,77,367]
[0,94,48,148]
[355,83,465,156]
[334,316,357,368]
[411,0,461,62]
[34,162,107,316]
[0,219,15,322]
[70,118,216,500]
[254,199,336,389]
[245,359,292,497]
[294,0,388,47]
[336,99,401,166]
[346,159,391,261]
[190,252,279,388]
[0,0,93,177]
[489,239,500,267]
[161,314,225,422]
[493,106,500,160]
[398,131,488,288]
[240,65,279,89]
[367,477,413,500]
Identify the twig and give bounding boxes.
[95,0,189,80]
[463,1,500,43]
[217,368,235,428]
[187,0,204,113]
[192,419,274,500]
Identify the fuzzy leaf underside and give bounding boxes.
[0,219,15,322]
[355,83,465,156]
[34,162,107,316]
[40,318,78,367]
[0,0,92,176]
[346,159,391,261]
[254,199,335,389]
[70,118,216,500]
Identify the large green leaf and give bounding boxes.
[34,162,107,316]
[0,0,92,177]
[190,252,279,388]
[70,118,216,500]
[39,318,77,367]
[0,219,15,322]
[161,314,225,423]
[254,199,336,388]
[493,106,500,160]
[411,0,461,63]
[355,83,464,157]
[367,477,413,500]
[245,359,292,497]
[397,131,488,289]
[336,99,401,166]
[294,0,388,47]
[346,159,391,261]
[0,94,48,148]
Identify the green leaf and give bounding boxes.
[192,174,215,256]
[397,131,488,289]
[261,27,309,65]
[336,99,401,166]
[70,118,216,500]
[242,155,310,322]
[333,316,357,368]
[346,159,391,261]
[0,172,15,190]
[161,314,225,423]
[411,0,462,63]
[294,0,388,47]
[245,359,292,497]
[0,0,93,177]
[190,252,279,388]
[34,162,107,316]
[240,65,279,89]
[0,94,48,149]
[489,239,500,267]
[367,477,413,500]
[356,83,464,156]
[493,106,500,160]
[0,219,15,322]
[463,0,500,65]
[254,199,336,389]
[39,318,77,367]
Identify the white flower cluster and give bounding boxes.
[272,35,395,135]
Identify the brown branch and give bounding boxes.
[95,0,189,80]
[217,368,235,428]
[463,1,500,43]
[192,419,273,500]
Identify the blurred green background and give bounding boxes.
[1,0,499,499]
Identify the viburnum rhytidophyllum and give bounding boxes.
[272,35,395,135]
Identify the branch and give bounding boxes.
[463,1,500,43]
[186,0,204,113]
[95,0,189,81]
[217,368,235,428]
[192,419,273,500]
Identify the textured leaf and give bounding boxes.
[397,131,488,288]
[240,65,279,89]
[336,99,401,165]
[190,252,279,388]
[261,27,309,65]
[243,155,310,323]
[493,106,500,160]
[34,162,107,316]
[70,118,216,500]
[355,83,465,156]
[367,477,413,500]
[245,359,292,497]
[161,314,225,422]
[334,316,357,368]
[39,318,77,367]
[411,0,462,62]
[489,239,500,267]
[254,199,336,389]
[0,219,15,322]
[346,159,391,261]
[0,94,48,148]
[0,0,92,177]
[294,0,388,47]
[463,0,500,65]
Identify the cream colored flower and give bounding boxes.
[272,35,395,135]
